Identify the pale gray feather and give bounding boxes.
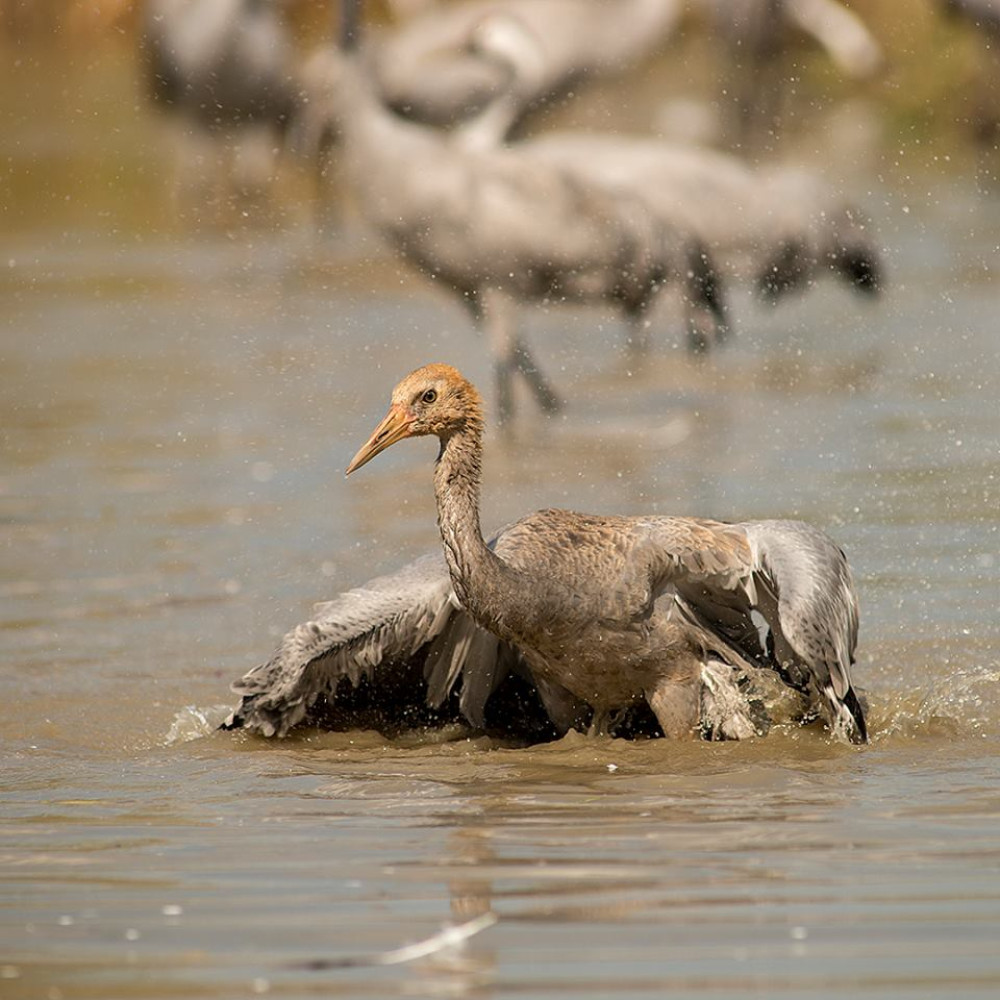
[227,546,530,737]
[227,553,463,736]
[671,518,866,742]
[422,607,504,728]
[372,0,684,129]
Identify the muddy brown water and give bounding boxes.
[2,42,999,1000]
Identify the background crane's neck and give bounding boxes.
[433,424,524,640]
[332,51,447,187]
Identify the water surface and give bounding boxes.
[2,39,999,1000]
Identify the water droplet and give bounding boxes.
[251,461,275,483]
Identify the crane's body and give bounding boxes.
[225,364,869,745]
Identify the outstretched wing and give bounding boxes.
[640,516,867,743]
[740,519,865,742]
[225,552,509,737]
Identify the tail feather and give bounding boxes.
[828,204,882,296]
[833,244,881,295]
[756,241,810,303]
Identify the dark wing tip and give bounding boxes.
[218,705,246,731]
[842,685,869,744]
[839,248,881,296]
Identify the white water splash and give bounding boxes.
[875,667,1000,739]
[297,911,498,970]
[165,704,234,744]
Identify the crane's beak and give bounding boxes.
[345,403,414,476]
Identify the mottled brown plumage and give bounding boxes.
[345,364,868,742]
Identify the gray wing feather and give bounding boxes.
[422,608,504,728]
[743,519,859,697]
[742,520,866,742]
[668,518,866,742]
[227,553,457,737]
[226,551,522,737]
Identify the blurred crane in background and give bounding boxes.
[298,36,726,422]
[370,0,685,130]
[938,0,1000,143]
[698,0,883,148]
[140,0,302,204]
[462,13,881,322]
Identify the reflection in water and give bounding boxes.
[1,28,999,1000]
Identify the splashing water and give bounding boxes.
[871,666,1000,741]
[165,704,235,744]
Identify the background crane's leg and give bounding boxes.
[513,339,561,414]
[685,248,729,352]
[625,309,653,357]
[480,288,560,421]
[479,287,518,424]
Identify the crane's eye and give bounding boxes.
[421,389,437,404]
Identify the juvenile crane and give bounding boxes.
[227,365,868,744]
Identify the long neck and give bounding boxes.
[334,53,443,190]
[455,17,541,150]
[433,424,524,639]
[453,87,522,150]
